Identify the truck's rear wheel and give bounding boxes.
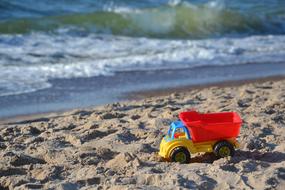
[170,147,190,164]
[214,141,235,158]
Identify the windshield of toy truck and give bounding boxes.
[167,121,190,139]
[167,121,180,136]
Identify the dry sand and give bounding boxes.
[0,79,285,189]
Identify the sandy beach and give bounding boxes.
[1,78,285,190]
[1,1,285,189]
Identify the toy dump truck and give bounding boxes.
[159,110,242,163]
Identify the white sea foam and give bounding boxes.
[0,31,285,96]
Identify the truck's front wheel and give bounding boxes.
[170,147,191,164]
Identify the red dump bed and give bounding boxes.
[179,111,242,143]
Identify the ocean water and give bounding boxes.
[0,0,285,117]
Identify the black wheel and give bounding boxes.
[214,141,235,158]
[170,147,191,164]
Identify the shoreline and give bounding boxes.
[126,75,285,100]
[1,61,285,120]
[1,74,285,125]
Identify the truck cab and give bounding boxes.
[159,121,194,163]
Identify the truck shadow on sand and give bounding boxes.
[190,150,285,164]
[234,150,285,163]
